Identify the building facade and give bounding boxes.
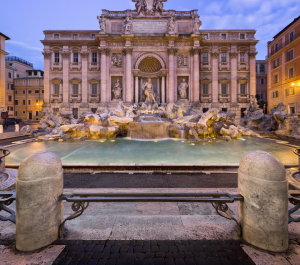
[256,60,267,112]
[5,57,35,117]
[41,0,258,119]
[0,32,10,113]
[14,70,44,120]
[267,15,300,115]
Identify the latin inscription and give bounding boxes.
[132,22,168,33]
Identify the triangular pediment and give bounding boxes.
[69,77,82,84]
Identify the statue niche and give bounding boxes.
[111,77,123,100]
[177,77,189,101]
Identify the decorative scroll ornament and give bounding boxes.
[112,54,122,67]
[190,47,201,55]
[230,52,238,59]
[98,47,111,55]
[80,52,89,58]
[123,47,133,55]
[211,52,219,59]
[42,52,51,59]
[61,51,70,59]
[167,47,178,55]
[248,52,258,59]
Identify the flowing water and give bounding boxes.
[5,137,297,165]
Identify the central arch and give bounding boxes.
[134,52,166,70]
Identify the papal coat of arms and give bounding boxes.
[132,0,166,15]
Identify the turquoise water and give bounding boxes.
[5,137,297,165]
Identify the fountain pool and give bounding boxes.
[4,137,297,167]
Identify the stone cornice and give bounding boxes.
[132,69,168,78]
[0,49,9,56]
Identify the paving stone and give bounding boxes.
[87,260,98,265]
[193,245,204,252]
[120,246,129,252]
[136,253,145,259]
[98,259,108,265]
[184,252,193,258]
[155,252,166,258]
[184,258,195,265]
[144,259,154,265]
[151,246,160,252]
[94,245,104,252]
[169,246,178,252]
[92,252,103,259]
[111,246,120,253]
[175,258,185,265]
[110,253,120,259]
[154,258,165,265]
[166,258,175,265]
[160,245,168,252]
[145,252,155,258]
[106,259,117,265]
[116,258,126,265]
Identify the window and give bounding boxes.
[275,43,279,52]
[8,95,12,102]
[73,53,78,63]
[240,53,245,62]
[34,71,37,76]
[36,111,39,116]
[42,90,44,94]
[28,100,31,105]
[35,90,39,94]
[290,87,295,95]
[92,84,97,94]
[203,34,208,40]
[23,100,26,105]
[73,84,79,94]
[7,106,9,111]
[15,111,18,116]
[36,100,39,104]
[290,31,294,43]
[23,111,25,114]
[91,108,97,113]
[203,108,209,113]
[23,80,26,85]
[273,91,279,98]
[15,90,18,94]
[54,53,60,63]
[17,74,19,78]
[54,34,59,39]
[290,107,296,114]
[202,53,208,63]
[221,84,227,94]
[289,68,294,79]
[28,80,31,85]
[28,90,31,94]
[260,92,264,99]
[240,34,245,40]
[15,100,18,105]
[28,72,32,76]
[203,84,209,95]
[240,84,246,94]
[10,107,13,111]
[287,50,294,62]
[36,80,39,85]
[92,53,97,63]
[22,90,26,94]
[15,80,18,85]
[73,34,78,40]
[274,74,278,84]
[41,72,44,77]
[72,108,78,119]
[261,79,265,85]
[92,34,96,40]
[8,72,12,78]
[273,58,279,69]
[221,34,226,40]
[260,64,265,73]
[54,84,60,94]
[221,53,227,62]
[222,108,227,113]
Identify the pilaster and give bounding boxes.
[42,51,51,109]
[80,51,89,109]
[191,47,200,102]
[123,47,133,103]
[249,52,258,96]
[230,52,238,103]
[99,48,110,103]
[61,49,70,109]
[167,47,177,103]
[211,51,219,103]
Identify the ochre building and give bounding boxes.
[41,0,258,119]
[267,15,300,115]
[0,32,10,113]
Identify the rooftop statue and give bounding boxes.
[168,15,175,33]
[124,15,132,33]
[97,16,106,33]
[132,0,167,15]
[193,15,202,33]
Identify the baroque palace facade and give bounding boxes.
[41,0,258,119]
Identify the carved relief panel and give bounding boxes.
[111,54,123,68]
[178,54,188,68]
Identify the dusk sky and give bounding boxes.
[1,0,299,70]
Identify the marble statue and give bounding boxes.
[168,16,175,33]
[178,79,189,99]
[112,79,122,99]
[112,54,122,67]
[155,0,165,12]
[193,15,202,33]
[142,78,156,104]
[97,16,106,33]
[133,0,144,14]
[124,15,132,33]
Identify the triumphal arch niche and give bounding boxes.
[42,0,258,119]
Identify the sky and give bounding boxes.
[1,0,299,70]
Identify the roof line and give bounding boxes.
[273,15,300,40]
[0,32,10,40]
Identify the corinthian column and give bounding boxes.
[211,51,219,103]
[99,48,110,103]
[230,52,238,103]
[61,50,70,108]
[249,52,258,96]
[191,48,200,102]
[80,51,89,106]
[167,48,177,103]
[42,51,51,109]
[123,48,133,103]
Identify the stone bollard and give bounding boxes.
[16,151,63,252]
[15,123,19,132]
[0,124,3,133]
[238,151,288,252]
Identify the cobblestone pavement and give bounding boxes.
[50,239,255,265]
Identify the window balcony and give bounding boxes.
[89,62,100,71]
[88,94,100,103]
[219,62,230,71]
[69,94,82,103]
[237,62,249,71]
[51,62,62,71]
[238,94,250,103]
[219,94,231,103]
[50,94,63,103]
[200,62,211,71]
[200,94,212,103]
[70,62,82,71]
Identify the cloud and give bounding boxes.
[7,40,42,52]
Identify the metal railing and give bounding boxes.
[5,56,33,67]
[267,31,300,58]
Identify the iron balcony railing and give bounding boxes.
[267,31,300,58]
[5,56,33,67]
